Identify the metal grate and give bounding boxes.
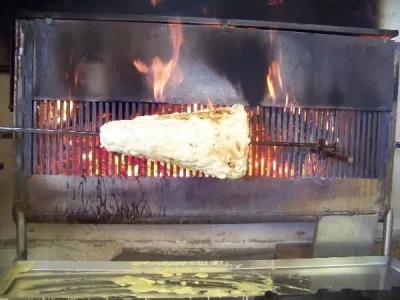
[33,100,386,178]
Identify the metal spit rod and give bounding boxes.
[0,126,352,162]
[0,126,335,146]
[0,126,98,136]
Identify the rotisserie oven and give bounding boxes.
[2,0,400,298]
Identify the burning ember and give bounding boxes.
[34,100,352,179]
[133,20,183,101]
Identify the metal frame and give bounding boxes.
[11,18,398,260]
[13,20,34,261]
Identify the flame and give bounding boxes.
[267,74,276,101]
[133,21,183,101]
[266,53,300,112]
[207,98,215,110]
[133,60,148,73]
[266,60,283,101]
[134,165,139,176]
[55,100,74,124]
[150,0,163,7]
[284,94,289,112]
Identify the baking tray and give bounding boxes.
[1,256,400,298]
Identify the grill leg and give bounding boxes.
[15,207,27,260]
[382,209,393,256]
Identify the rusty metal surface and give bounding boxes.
[23,175,385,223]
[33,19,396,110]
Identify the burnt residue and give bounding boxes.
[66,176,153,223]
[21,176,385,224]
[131,177,152,219]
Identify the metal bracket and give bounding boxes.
[313,214,378,258]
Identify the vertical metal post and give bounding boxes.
[12,21,31,262]
[382,209,393,256]
[15,207,27,260]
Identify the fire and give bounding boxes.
[55,100,74,124]
[207,98,215,110]
[266,43,301,113]
[133,60,148,73]
[133,20,183,101]
[266,60,283,101]
[284,94,289,112]
[150,0,163,7]
[267,73,276,101]
[38,100,340,179]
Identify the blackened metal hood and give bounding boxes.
[16,0,398,37]
[32,19,396,110]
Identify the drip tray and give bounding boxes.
[1,256,400,298]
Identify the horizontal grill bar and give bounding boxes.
[32,100,386,178]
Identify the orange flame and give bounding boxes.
[207,98,215,110]
[266,60,282,101]
[284,93,289,112]
[150,0,163,7]
[133,60,148,73]
[133,21,183,101]
[55,100,74,124]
